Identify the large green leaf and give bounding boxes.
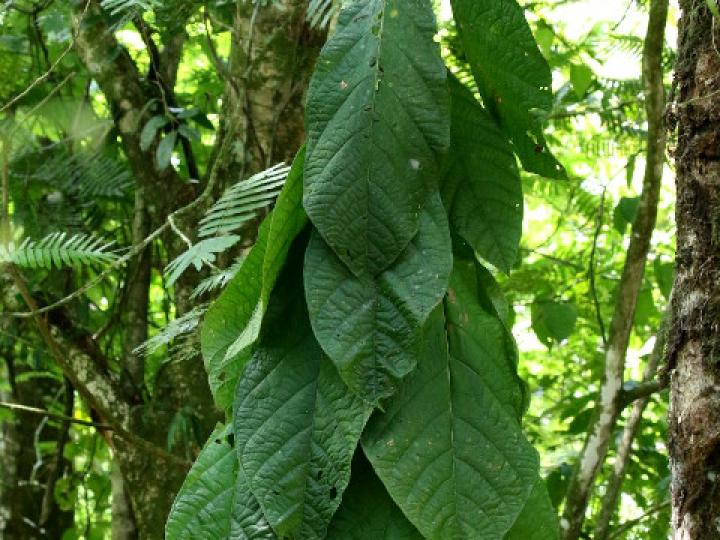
[304,192,452,404]
[304,0,449,276]
[450,0,564,179]
[504,478,560,540]
[362,259,538,539]
[443,77,523,273]
[530,300,577,348]
[326,455,423,540]
[200,148,307,409]
[165,424,276,540]
[233,256,371,539]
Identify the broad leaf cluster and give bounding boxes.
[168,0,563,538]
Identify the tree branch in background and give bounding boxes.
[0,399,107,429]
[560,0,669,537]
[6,264,130,431]
[589,186,609,348]
[607,500,671,539]
[39,378,74,529]
[594,306,671,540]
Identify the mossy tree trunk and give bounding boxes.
[668,1,720,538]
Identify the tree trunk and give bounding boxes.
[668,1,720,538]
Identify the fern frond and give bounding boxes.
[164,236,241,286]
[32,150,133,200]
[306,0,340,28]
[133,304,207,357]
[0,233,117,269]
[190,255,245,300]
[198,163,289,238]
[100,0,157,15]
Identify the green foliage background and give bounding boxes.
[0,0,676,538]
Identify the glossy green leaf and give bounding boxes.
[140,114,168,151]
[156,130,177,170]
[304,0,449,276]
[234,259,371,538]
[362,259,538,540]
[654,258,674,300]
[546,463,573,510]
[504,478,560,540]
[444,77,523,273]
[304,192,452,404]
[450,0,565,179]
[326,455,423,540]
[613,196,640,233]
[165,424,276,540]
[570,63,594,99]
[178,123,200,142]
[531,300,577,347]
[200,148,307,409]
[633,287,657,327]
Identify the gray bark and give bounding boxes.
[560,0,669,536]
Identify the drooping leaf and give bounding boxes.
[626,154,638,188]
[545,463,573,510]
[613,196,640,233]
[504,478,560,540]
[140,115,169,151]
[443,77,523,273]
[362,259,538,540]
[326,454,423,540]
[633,287,657,328]
[531,300,578,347]
[165,424,276,540]
[304,192,452,404]
[450,0,565,179]
[234,252,371,538]
[304,0,450,276]
[201,149,307,409]
[178,124,200,142]
[654,258,674,300]
[156,130,177,170]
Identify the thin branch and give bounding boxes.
[39,379,73,527]
[607,500,670,540]
[620,377,667,406]
[594,303,671,540]
[0,0,89,114]
[0,400,110,429]
[560,0,669,537]
[589,186,609,348]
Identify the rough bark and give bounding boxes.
[667,2,720,538]
[560,0,669,537]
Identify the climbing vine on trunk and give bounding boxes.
[167,0,564,537]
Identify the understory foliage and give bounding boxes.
[0,0,678,537]
[166,0,564,538]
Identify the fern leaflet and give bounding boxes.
[198,163,289,238]
[1,233,117,269]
